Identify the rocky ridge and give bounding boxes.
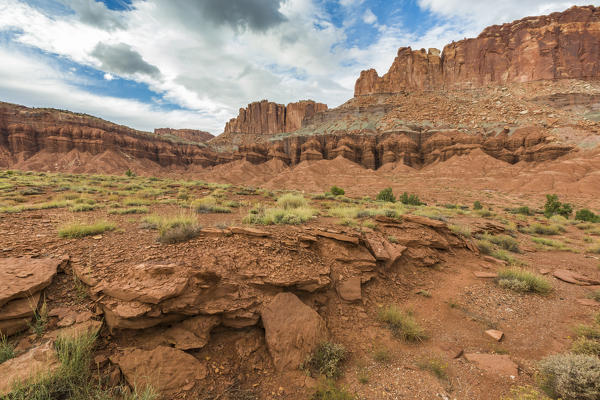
[153,128,214,144]
[355,6,600,96]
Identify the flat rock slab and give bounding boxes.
[0,317,31,337]
[261,292,328,372]
[0,292,40,320]
[474,271,498,279]
[464,353,518,377]
[485,329,504,341]
[402,214,447,229]
[230,226,270,237]
[553,269,600,286]
[45,319,102,340]
[364,234,390,261]
[316,231,359,245]
[164,315,221,350]
[0,341,60,396]
[111,346,207,395]
[337,277,362,302]
[0,257,62,307]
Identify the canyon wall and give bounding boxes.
[154,128,214,143]
[355,6,600,96]
[223,100,328,135]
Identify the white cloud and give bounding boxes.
[362,9,377,25]
[103,72,115,81]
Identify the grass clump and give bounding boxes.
[539,353,600,400]
[302,342,347,379]
[276,193,308,209]
[108,206,148,215]
[69,204,98,212]
[144,214,201,244]
[192,196,231,214]
[571,337,600,356]
[527,223,564,235]
[531,237,572,251]
[311,379,356,400]
[588,290,600,302]
[377,306,427,342]
[502,386,552,400]
[0,333,14,364]
[29,300,48,337]
[417,356,448,380]
[449,224,471,238]
[59,221,115,238]
[243,201,316,225]
[477,239,493,255]
[497,267,552,294]
[122,197,151,206]
[372,344,392,363]
[480,233,520,252]
[574,324,600,340]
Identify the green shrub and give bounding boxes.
[511,206,533,216]
[473,201,483,210]
[377,306,427,342]
[399,192,423,205]
[125,168,135,177]
[571,337,600,356]
[123,197,151,206]
[376,187,395,203]
[477,239,493,255]
[149,215,201,244]
[58,221,116,238]
[574,324,600,340]
[480,233,520,253]
[544,194,572,218]
[539,353,600,400]
[531,237,571,251]
[276,193,308,209]
[528,223,563,235]
[497,268,552,294]
[192,196,231,214]
[311,379,356,400]
[108,206,148,215]
[0,333,14,364]
[302,342,347,379]
[329,186,345,196]
[576,209,600,223]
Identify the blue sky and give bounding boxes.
[0,0,597,133]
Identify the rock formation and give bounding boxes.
[355,6,600,95]
[153,128,214,143]
[223,100,328,134]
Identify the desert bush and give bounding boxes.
[59,221,116,238]
[574,324,600,340]
[376,187,395,203]
[109,206,148,215]
[531,237,571,251]
[69,204,98,212]
[378,306,427,342]
[575,209,600,223]
[372,345,392,363]
[497,268,551,294]
[510,206,533,216]
[528,223,563,235]
[491,249,519,265]
[276,193,308,209]
[417,356,448,380]
[571,337,600,356]
[544,194,572,218]
[399,192,423,206]
[477,239,493,255]
[449,224,471,238]
[587,243,600,254]
[125,168,136,177]
[302,342,347,379]
[539,353,600,400]
[0,333,14,364]
[480,233,520,253]
[502,386,552,400]
[473,200,483,210]
[311,379,355,400]
[329,186,345,196]
[243,204,316,225]
[192,196,231,213]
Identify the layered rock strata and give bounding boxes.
[355,6,600,95]
[153,128,214,143]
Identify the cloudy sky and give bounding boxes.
[0,0,597,133]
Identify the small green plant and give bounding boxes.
[376,187,395,203]
[399,192,423,205]
[449,224,471,238]
[576,209,600,223]
[497,267,552,294]
[192,196,231,214]
[473,200,483,210]
[0,333,14,364]
[477,239,493,255]
[539,353,600,400]
[125,168,136,177]
[527,223,563,235]
[276,193,308,209]
[544,194,572,218]
[29,299,48,337]
[510,206,533,216]
[311,379,356,400]
[574,324,600,340]
[388,235,399,244]
[108,206,148,215]
[377,306,427,342]
[329,186,345,196]
[416,289,432,298]
[357,367,370,384]
[479,233,520,253]
[417,356,448,380]
[571,337,600,356]
[59,221,116,238]
[302,342,347,379]
[69,203,98,212]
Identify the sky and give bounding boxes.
[0,0,598,133]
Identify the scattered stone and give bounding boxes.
[0,342,60,396]
[485,329,504,341]
[0,257,62,307]
[261,292,328,371]
[46,319,102,340]
[336,277,362,302]
[474,271,498,279]
[164,315,221,350]
[110,346,207,395]
[464,353,518,377]
[229,226,270,237]
[364,234,390,261]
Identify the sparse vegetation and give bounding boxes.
[329,186,345,196]
[59,221,116,238]
[449,224,471,238]
[29,299,48,337]
[376,187,395,203]
[527,223,564,235]
[571,337,600,356]
[497,267,552,294]
[311,379,356,400]
[399,192,423,206]
[108,206,148,215]
[473,200,483,210]
[377,306,427,342]
[276,193,308,209]
[192,196,231,213]
[539,353,600,400]
[302,342,347,379]
[417,356,448,380]
[479,233,520,252]
[576,208,600,223]
[244,196,316,225]
[0,333,14,364]
[543,194,572,219]
[531,237,572,251]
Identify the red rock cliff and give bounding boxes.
[154,128,214,143]
[355,6,600,95]
[223,100,328,134]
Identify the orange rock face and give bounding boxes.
[355,6,600,96]
[223,100,327,134]
[153,128,213,143]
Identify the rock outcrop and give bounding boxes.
[223,100,328,135]
[0,342,60,396]
[153,128,214,143]
[355,6,600,95]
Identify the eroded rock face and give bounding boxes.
[224,100,328,135]
[0,257,62,307]
[355,6,600,96]
[153,128,214,143]
[261,292,328,371]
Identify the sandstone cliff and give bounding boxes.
[355,6,600,95]
[223,100,328,135]
[154,128,213,144]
